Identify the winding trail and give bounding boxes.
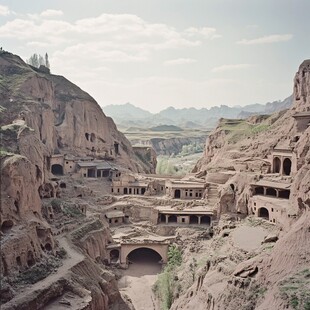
[3,237,84,309]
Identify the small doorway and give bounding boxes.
[174,189,181,199]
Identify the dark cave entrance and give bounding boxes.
[51,164,63,175]
[127,248,162,264]
[258,207,269,220]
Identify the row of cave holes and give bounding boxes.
[85,133,120,155]
[15,242,52,269]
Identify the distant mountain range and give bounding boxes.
[102,95,293,129]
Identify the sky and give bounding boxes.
[0,0,309,113]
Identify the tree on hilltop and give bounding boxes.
[27,53,51,69]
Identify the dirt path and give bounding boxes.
[118,263,161,310]
[5,237,84,307]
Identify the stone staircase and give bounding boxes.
[207,183,219,206]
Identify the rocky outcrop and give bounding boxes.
[173,60,310,309]
[0,51,150,173]
[0,51,145,309]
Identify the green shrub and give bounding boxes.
[154,245,182,309]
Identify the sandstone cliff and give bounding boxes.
[0,51,141,309]
[0,51,150,173]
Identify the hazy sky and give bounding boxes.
[0,0,309,112]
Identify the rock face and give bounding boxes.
[172,61,310,309]
[0,51,150,173]
[0,51,141,309]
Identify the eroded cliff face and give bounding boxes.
[173,61,310,309]
[0,51,149,173]
[0,51,136,309]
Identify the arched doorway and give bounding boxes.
[168,215,177,223]
[51,164,63,175]
[127,247,162,264]
[174,189,181,199]
[273,157,281,173]
[110,249,120,263]
[124,188,128,195]
[283,158,292,176]
[201,215,211,225]
[258,207,269,220]
[190,215,199,224]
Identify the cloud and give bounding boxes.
[212,63,254,73]
[185,27,221,39]
[237,34,293,45]
[0,5,10,16]
[40,9,64,18]
[0,13,218,67]
[0,13,203,49]
[164,58,197,65]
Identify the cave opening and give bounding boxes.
[1,220,14,234]
[110,249,120,263]
[51,164,63,176]
[258,207,269,220]
[127,248,162,264]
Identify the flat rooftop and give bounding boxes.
[166,181,206,189]
[293,111,310,118]
[77,161,114,169]
[105,211,125,218]
[250,195,291,207]
[156,205,214,215]
[251,180,291,190]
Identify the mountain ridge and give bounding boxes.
[102,96,293,129]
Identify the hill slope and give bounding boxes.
[172,60,310,310]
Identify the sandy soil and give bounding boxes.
[232,225,268,251]
[118,263,162,310]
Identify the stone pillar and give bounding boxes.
[165,215,169,224]
[276,190,279,198]
[263,187,267,196]
[280,157,284,175]
[198,216,201,225]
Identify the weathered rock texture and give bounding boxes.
[0,51,140,309]
[0,51,151,173]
